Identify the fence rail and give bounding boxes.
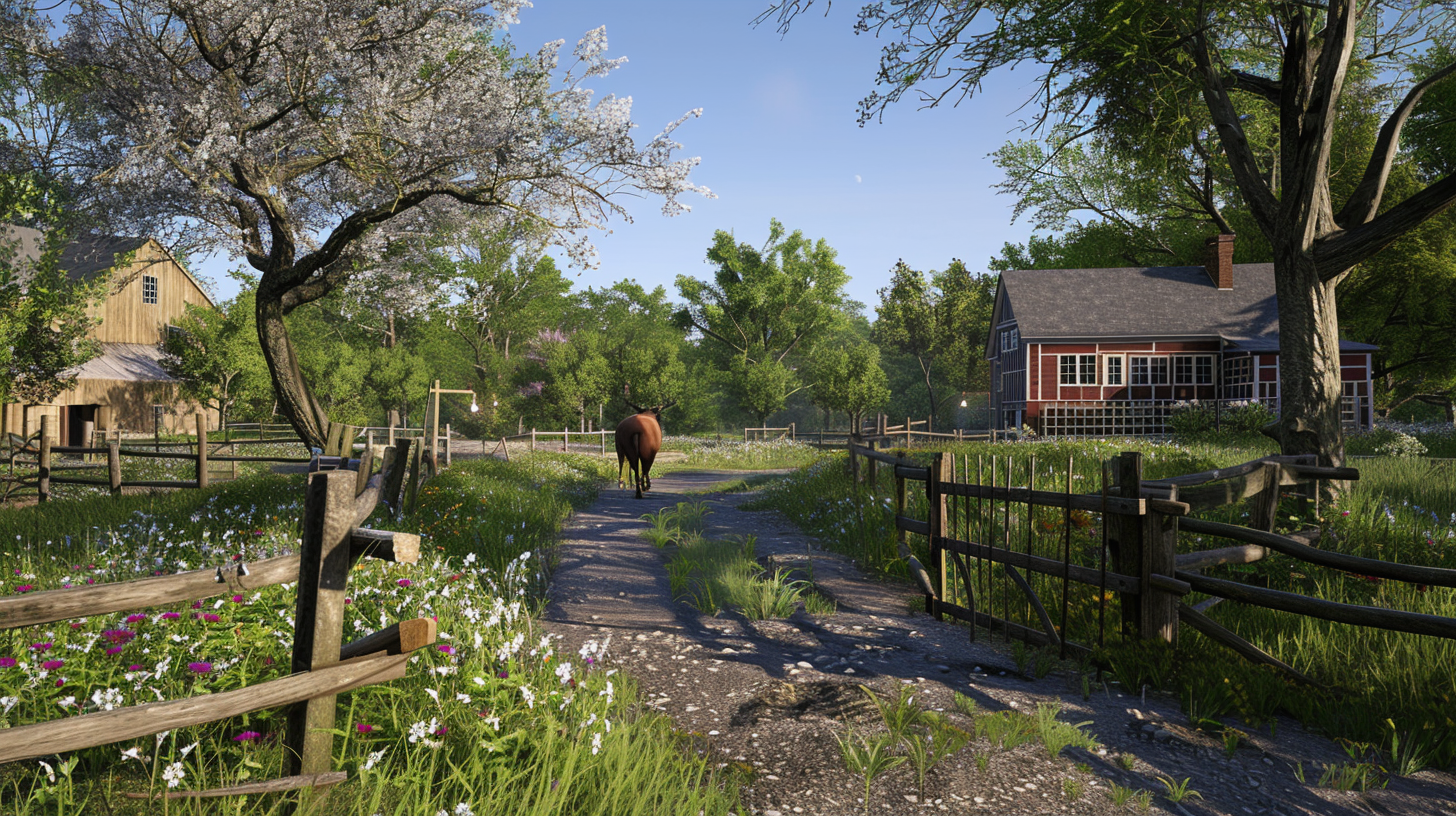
[0,437,434,800]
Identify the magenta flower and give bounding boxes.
[161,612,181,620]
[343,598,352,605]
[497,670,509,679]
[0,657,16,668]
[396,579,412,588]
[125,614,147,624]
[434,725,448,737]
[188,661,213,674]
[233,731,262,743]
[42,659,64,671]
[69,622,83,629]
[191,601,203,609]
[356,723,375,734]
[437,645,456,656]
[105,646,125,656]
[14,584,34,593]
[196,613,221,623]
[30,642,52,653]
[102,629,136,645]
[232,594,245,603]
[127,664,143,671]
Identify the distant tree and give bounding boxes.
[0,231,106,413]
[674,219,850,424]
[577,281,687,412]
[808,340,889,431]
[25,3,709,448]
[159,280,271,429]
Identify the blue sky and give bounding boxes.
[197,2,1041,309]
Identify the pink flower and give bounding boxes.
[232,594,245,603]
[125,614,147,624]
[188,661,213,674]
[161,612,181,620]
[437,645,456,656]
[0,657,16,668]
[105,646,125,656]
[127,664,143,671]
[195,613,221,623]
[356,724,375,734]
[69,622,83,629]
[42,660,64,671]
[396,579,412,588]
[102,629,136,645]
[434,725,448,737]
[14,584,34,593]
[233,731,262,743]
[343,598,352,605]
[191,601,203,609]
[31,642,52,653]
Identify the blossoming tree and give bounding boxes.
[21,0,709,447]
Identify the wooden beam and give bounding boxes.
[1003,565,1060,646]
[1175,544,1268,570]
[123,772,348,800]
[939,535,1142,595]
[339,617,437,663]
[1177,603,1322,687]
[939,481,1147,516]
[1177,571,1456,640]
[349,529,420,565]
[0,652,409,764]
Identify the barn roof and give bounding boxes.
[996,262,1376,352]
[68,343,176,383]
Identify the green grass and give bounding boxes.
[0,453,741,815]
[666,533,834,619]
[752,435,1456,768]
[655,437,826,471]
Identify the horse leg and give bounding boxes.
[617,452,627,489]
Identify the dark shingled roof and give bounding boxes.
[3,224,148,285]
[999,262,1377,352]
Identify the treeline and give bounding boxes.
[164,219,999,436]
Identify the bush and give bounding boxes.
[1168,401,1216,436]
[1168,400,1275,438]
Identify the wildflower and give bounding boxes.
[120,747,147,764]
[0,657,15,668]
[102,629,136,645]
[187,662,213,674]
[162,761,186,788]
[14,584,34,593]
[31,642,52,653]
[232,594,245,603]
[437,644,456,656]
[125,613,147,624]
[92,688,124,710]
[591,732,603,755]
[106,646,125,656]
[161,612,181,620]
[356,723,375,734]
[361,748,387,770]
[127,664,143,671]
[497,670,509,679]
[397,579,413,588]
[233,731,262,743]
[42,659,64,671]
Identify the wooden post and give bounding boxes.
[849,434,860,484]
[443,424,451,469]
[600,430,606,456]
[1143,484,1180,645]
[38,415,51,503]
[195,413,209,489]
[428,380,441,475]
[387,417,396,448]
[562,426,568,452]
[926,452,951,619]
[743,426,749,443]
[894,453,907,553]
[1249,462,1282,532]
[500,438,511,463]
[789,422,795,441]
[530,429,536,452]
[866,438,877,488]
[1111,452,1144,637]
[108,440,122,496]
[355,437,375,497]
[382,439,411,516]
[283,470,355,791]
[82,420,95,463]
[405,442,425,517]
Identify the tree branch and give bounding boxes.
[1336,57,1456,227]
[1226,70,1282,104]
[1314,172,1456,276]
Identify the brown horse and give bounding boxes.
[615,401,672,499]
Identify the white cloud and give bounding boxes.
[854,174,862,183]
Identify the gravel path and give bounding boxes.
[541,471,1456,816]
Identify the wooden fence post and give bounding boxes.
[283,470,355,792]
[925,452,951,619]
[530,429,536,452]
[108,440,122,496]
[355,437,375,497]
[443,424,451,469]
[563,426,568,452]
[866,438,877,488]
[1111,452,1144,637]
[600,430,606,456]
[196,413,209,489]
[382,439,411,517]
[82,420,95,463]
[1249,462,1282,532]
[789,422,795,441]
[849,434,860,484]
[894,453,907,554]
[38,415,51,503]
[1143,484,1180,645]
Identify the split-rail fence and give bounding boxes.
[849,441,1456,686]
[0,438,434,804]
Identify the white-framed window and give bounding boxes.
[1059,354,1097,385]
[1104,355,1124,386]
[1174,355,1215,385]
[1000,326,1019,353]
[142,274,158,305]
[1131,356,1168,385]
[1223,357,1253,398]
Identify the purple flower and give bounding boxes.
[188,661,213,675]
[31,642,52,653]
[434,725,448,737]
[437,645,456,656]
[0,657,16,668]
[356,724,375,734]
[128,664,143,671]
[161,612,181,620]
[191,600,203,609]
[125,614,147,624]
[14,584,34,593]
[396,579,412,588]
[497,670,509,679]
[196,613,221,623]
[42,659,64,671]
[233,731,262,743]
[232,594,245,603]
[105,646,125,656]
[102,629,136,645]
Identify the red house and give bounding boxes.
[985,235,1375,436]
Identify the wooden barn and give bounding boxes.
[2,226,218,444]
[985,235,1376,436]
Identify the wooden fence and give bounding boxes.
[856,442,1456,684]
[499,428,612,456]
[0,438,432,802]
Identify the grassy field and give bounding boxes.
[0,454,741,815]
[748,435,1456,770]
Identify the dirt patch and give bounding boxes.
[541,470,1456,816]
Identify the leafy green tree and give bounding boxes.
[577,281,687,411]
[159,277,271,428]
[808,340,890,431]
[674,219,850,425]
[0,230,106,413]
[765,0,1456,466]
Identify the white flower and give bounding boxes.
[38,760,56,783]
[120,747,148,764]
[455,692,472,704]
[362,748,387,771]
[519,686,536,709]
[590,732,603,755]
[180,741,199,758]
[162,761,186,788]
[91,687,125,711]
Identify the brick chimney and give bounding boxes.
[1205,233,1235,289]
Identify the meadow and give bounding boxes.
[0,454,741,815]
[748,435,1456,770]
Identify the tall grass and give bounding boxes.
[0,454,741,814]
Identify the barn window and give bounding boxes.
[1104,356,1123,385]
[1131,356,1169,385]
[1195,356,1213,384]
[1173,355,1215,385]
[1000,327,1019,353]
[142,275,158,305]
[1223,357,1253,398]
[1059,354,1097,385]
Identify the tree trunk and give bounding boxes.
[917,355,937,424]
[256,296,331,450]
[1272,250,1346,468]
